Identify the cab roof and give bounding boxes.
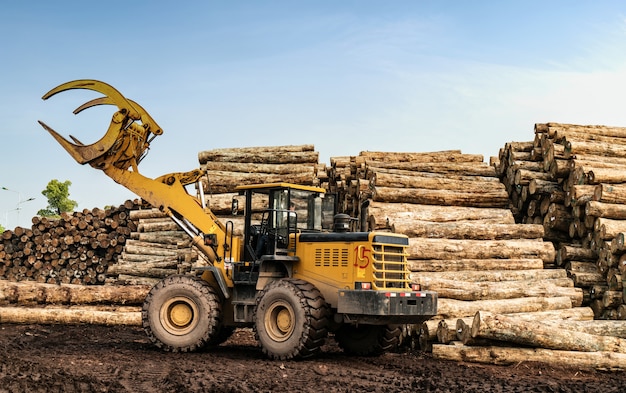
[235,182,326,193]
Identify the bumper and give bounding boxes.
[337,289,438,325]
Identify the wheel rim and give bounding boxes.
[160,296,199,336]
[264,300,295,342]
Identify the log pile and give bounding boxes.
[198,144,325,235]
[329,150,582,362]
[198,144,323,194]
[104,208,199,286]
[0,201,139,285]
[0,279,146,326]
[432,310,626,370]
[495,123,626,319]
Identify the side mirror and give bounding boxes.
[231,198,239,215]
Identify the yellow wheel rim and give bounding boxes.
[265,300,295,342]
[161,296,199,336]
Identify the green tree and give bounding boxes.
[37,179,78,217]
[0,223,4,234]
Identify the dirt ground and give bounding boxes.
[0,323,624,393]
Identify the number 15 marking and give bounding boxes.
[354,245,371,269]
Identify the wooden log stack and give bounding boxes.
[198,144,323,194]
[495,123,626,319]
[104,208,199,286]
[327,150,576,357]
[197,144,325,234]
[0,201,139,285]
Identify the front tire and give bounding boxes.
[142,275,222,352]
[254,279,329,360]
[335,324,401,356]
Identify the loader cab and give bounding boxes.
[235,183,335,261]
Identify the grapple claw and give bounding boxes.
[38,79,163,171]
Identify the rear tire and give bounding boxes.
[335,324,401,356]
[254,279,329,360]
[142,275,222,352]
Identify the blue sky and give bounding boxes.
[2,1,626,228]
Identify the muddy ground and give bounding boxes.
[0,323,624,393]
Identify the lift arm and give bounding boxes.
[38,80,233,271]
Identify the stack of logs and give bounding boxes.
[341,151,586,361]
[0,201,138,285]
[496,123,626,319]
[105,208,198,286]
[198,144,325,233]
[0,201,149,326]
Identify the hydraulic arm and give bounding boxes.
[38,80,237,274]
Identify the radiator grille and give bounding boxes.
[372,243,410,289]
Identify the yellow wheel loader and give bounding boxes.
[39,80,437,360]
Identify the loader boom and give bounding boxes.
[38,80,240,292]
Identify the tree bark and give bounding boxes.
[198,145,317,164]
[413,277,582,305]
[392,222,544,240]
[365,201,514,226]
[0,280,150,305]
[437,296,572,319]
[586,201,626,219]
[370,171,504,192]
[372,186,510,208]
[0,305,141,326]
[408,258,544,272]
[408,238,555,263]
[411,269,567,283]
[594,184,626,204]
[360,150,483,163]
[202,171,317,194]
[365,162,496,176]
[587,167,626,184]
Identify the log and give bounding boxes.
[408,258,544,272]
[0,305,141,326]
[570,272,606,287]
[372,186,509,208]
[596,217,626,240]
[556,245,597,263]
[365,201,514,226]
[203,171,317,194]
[129,208,168,220]
[408,238,555,263]
[471,311,626,353]
[588,167,626,184]
[594,184,626,204]
[586,201,626,219]
[370,172,504,192]
[107,264,179,279]
[437,296,572,319]
[436,319,458,344]
[392,222,544,240]
[198,146,318,164]
[565,139,626,159]
[411,269,567,283]
[0,280,150,305]
[365,162,496,176]
[204,193,266,215]
[528,179,561,196]
[413,277,582,305]
[432,344,626,370]
[201,161,316,175]
[360,150,483,163]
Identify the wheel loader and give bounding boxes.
[38,80,437,360]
